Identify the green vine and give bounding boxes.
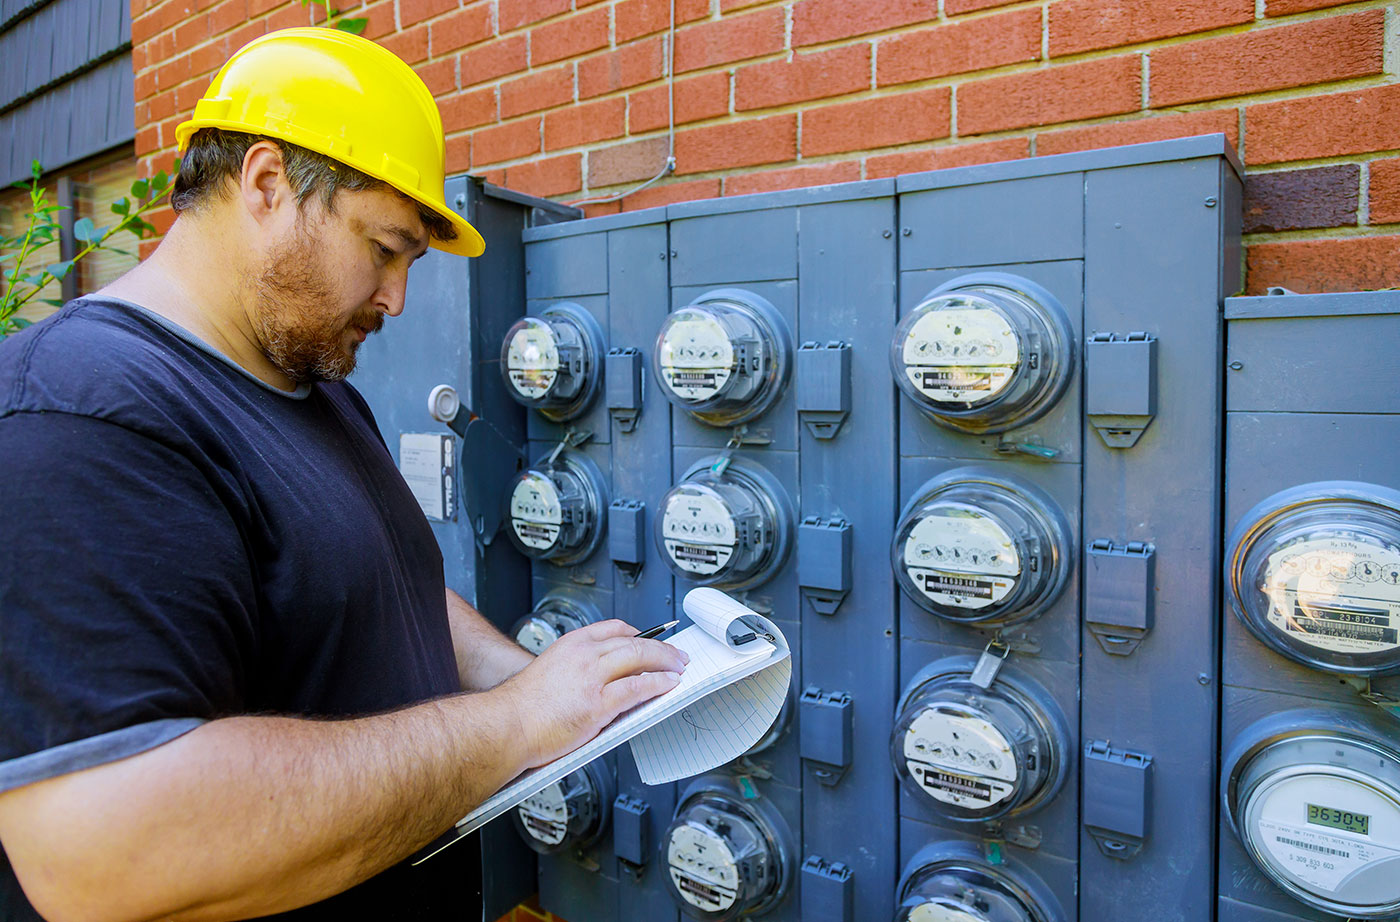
[1,159,177,340]
[302,0,368,34]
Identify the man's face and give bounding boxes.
[252,185,429,384]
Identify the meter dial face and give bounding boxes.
[499,303,604,422]
[892,662,1066,823]
[1228,485,1400,675]
[897,847,1058,922]
[893,471,1070,627]
[652,290,792,428]
[510,594,599,654]
[504,453,608,565]
[663,788,790,921]
[656,461,792,591]
[504,318,560,400]
[1227,722,1400,918]
[511,762,611,856]
[514,616,561,654]
[890,275,1073,435]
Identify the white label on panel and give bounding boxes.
[662,489,738,576]
[904,709,1017,809]
[667,823,740,912]
[510,473,563,550]
[1263,537,1400,655]
[506,321,560,399]
[659,314,734,401]
[904,508,1020,610]
[902,308,1018,404]
[517,782,569,846]
[399,433,450,521]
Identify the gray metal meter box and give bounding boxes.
[351,137,1243,922]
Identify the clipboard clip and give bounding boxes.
[728,614,777,647]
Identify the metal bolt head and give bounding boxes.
[901,227,912,236]
[1197,672,1210,685]
[1204,196,1218,207]
[882,229,893,238]
[1229,361,1243,371]
[454,193,466,208]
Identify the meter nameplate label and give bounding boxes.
[517,782,569,846]
[662,488,737,576]
[399,433,454,522]
[908,901,987,922]
[902,308,1018,405]
[506,321,560,399]
[904,709,1017,808]
[1263,537,1400,655]
[515,617,562,655]
[667,823,739,912]
[659,314,734,402]
[904,508,1020,610]
[510,473,563,550]
[1251,771,1400,899]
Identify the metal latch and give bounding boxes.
[1083,740,1153,860]
[796,341,851,440]
[798,516,852,615]
[1085,539,1156,655]
[800,686,853,786]
[1085,332,1158,448]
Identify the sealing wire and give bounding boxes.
[569,0,677,206]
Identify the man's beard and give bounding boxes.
[252,222,382,385]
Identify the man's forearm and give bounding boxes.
[0,691,529,922]
[446,588,533,690]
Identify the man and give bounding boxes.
[0,27,687,922]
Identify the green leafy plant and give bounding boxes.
[302,0,367,34]
[0,160,177,340]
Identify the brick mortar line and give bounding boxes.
[1361,160,1372,225]
[1247,151,1400,174]
[1243,224,1400,245]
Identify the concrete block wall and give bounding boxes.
[130,0,1400,293]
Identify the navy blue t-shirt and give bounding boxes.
[0,298,480,920]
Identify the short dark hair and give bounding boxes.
[171,127,457,244]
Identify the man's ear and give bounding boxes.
[240,141,294,227]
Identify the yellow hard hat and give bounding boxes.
[175,27,483,257]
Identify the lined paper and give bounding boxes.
[412,589,791,865]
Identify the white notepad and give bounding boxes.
[412,588,791,864]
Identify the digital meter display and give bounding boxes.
[652,290,791,428]
[656,459,792,591]
[503,452,608,565]
[499,303,605,422]
[1227,483,1400,675]
[890,274,1073,435]
[893,469,1070,626]
[1310,804,1371,836]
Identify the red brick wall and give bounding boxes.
[130,0,1400,293]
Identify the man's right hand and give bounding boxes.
[497,619,688,769]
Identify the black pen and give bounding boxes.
[634,620,679,640]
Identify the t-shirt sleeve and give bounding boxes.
[0,411,257,793]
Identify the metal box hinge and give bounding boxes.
[1083,740,1153,861]
[798,516,852,615]
[606,348,644,433]
[1085,539,1156,656]
[800,686,853,786]
[612,794,650,877]
[1085,332,1158,448]
[608,499,646,587]
[799,855,854,922]
[796,341,852,440]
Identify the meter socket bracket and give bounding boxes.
[798,516,852,615]
[800,686,853,786]
[796,341,851,440]
[1083,740,1152,860]
[427,384,525,547]
[606,347,644,433]
[800,855,854,922]
[1085,539,1156,656]
[1085,331,1158,448]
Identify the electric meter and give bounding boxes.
[896,842,1063,922]
[510,758,613,856]
[890,273,1073,435]
[892,468,1071,626]
[892,656,1067,823]
[1227,482,1400,676]
[1224,709,1400,918]
[655,457,793,591]
[509,592,600,654]
[652,289,792,427]
[499,303,605,422]
[663,780,793,920]
[504,451,608,565]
